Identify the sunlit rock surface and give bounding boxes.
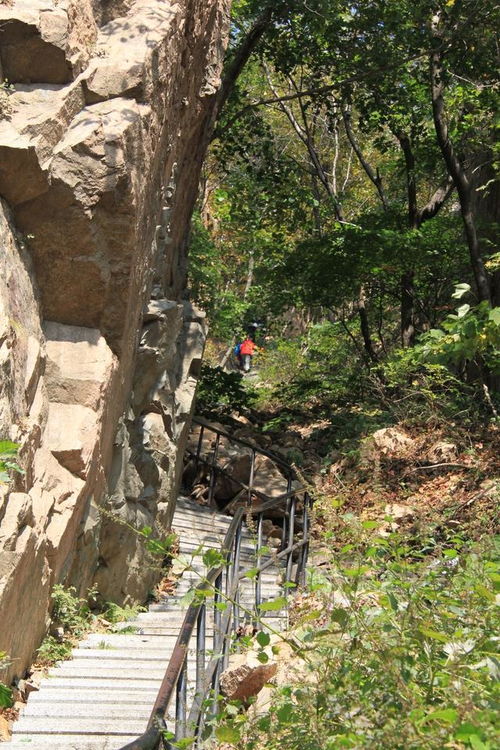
[0,0,228,682]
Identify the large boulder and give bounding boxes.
[220,651,278,702]
[362,427,415,462]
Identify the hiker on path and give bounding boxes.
[235,337,257,371]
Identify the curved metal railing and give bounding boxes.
[120,417,312,750]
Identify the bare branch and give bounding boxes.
[342,108,389,209]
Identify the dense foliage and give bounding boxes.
[190,0,498,367]
[238,527,500,750]
[185,3,499,748]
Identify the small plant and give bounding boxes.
[0,651,13,709]
[101,601,145,624]
[50,584,94,637]
[36,636,72,666]
[0,440,24,483]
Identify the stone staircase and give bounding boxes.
[8,498,286,749]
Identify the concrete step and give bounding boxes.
[13,717,148,734]
[8,735,139,749]
[18,702,153,719]
[10,493,289,750]
[25,689,159,705]
[70,649,177,661]
[79,634,181,648]
[52,663,177,679]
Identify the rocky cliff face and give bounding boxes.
[0,0,230,682]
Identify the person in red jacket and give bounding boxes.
[237,337,256,371]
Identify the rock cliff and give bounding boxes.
[0,0,230,682]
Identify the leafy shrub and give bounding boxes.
[50,584,94,637]
[0,440,23,483]
[195,363,256,416]
[415,298,500,377]
[36,636,72,665]
[381,354,485,426]
[238,523,499,750]
[256,322,367,414]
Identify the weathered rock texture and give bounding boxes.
[0,0,230,683]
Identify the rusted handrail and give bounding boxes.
[119,418,312,750]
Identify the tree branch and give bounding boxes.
[213,6,274,124]
[217,51,430,134]
[417,176,455,225]
[342,108,389,210]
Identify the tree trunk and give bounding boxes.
[430,46,492,304]
[396,132,418,346]
[401,270,416,348]
[213,7,274,125]
[358,286,378,362]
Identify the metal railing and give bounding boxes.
[120,417,311,750]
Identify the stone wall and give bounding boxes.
[0,0,229,682]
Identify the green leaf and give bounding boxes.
[179,589,196,607]
[202,548,225,569]
[0,683,13,708]
[0,441,19,456]
[215,725,241,744]
[469,736,487,750]
[173,738,195,749]
[451,283,471,299]
[421,708,458,724]
[387,593,399,613]
[276,702,294,723]
[418,626,449,642]
[259,596,287,611]
[256,545,271,556]
[257,651,269,663]
[256,631,270,647]
[361,520,379,530]
[455,722,482,741]
[244,568,259,579]
[343,565,370,577]
[330,608,349,628]
[488,307,500,325]
[474,583,495,602]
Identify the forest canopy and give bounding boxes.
[189,0,499,409]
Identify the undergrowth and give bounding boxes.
[216,520,499,750]
[35,585,144,667]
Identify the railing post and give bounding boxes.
[207,433,220,507]
[175,656,187,741]
[232,519,242,629]
[298,492,311,586]
[213,572,223,653]
[194,425,204,472]
[281,476,293,551]
[196,603,206,697]
[255,511,263,623]
[248,448,256,506]
[286,492,296,584]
